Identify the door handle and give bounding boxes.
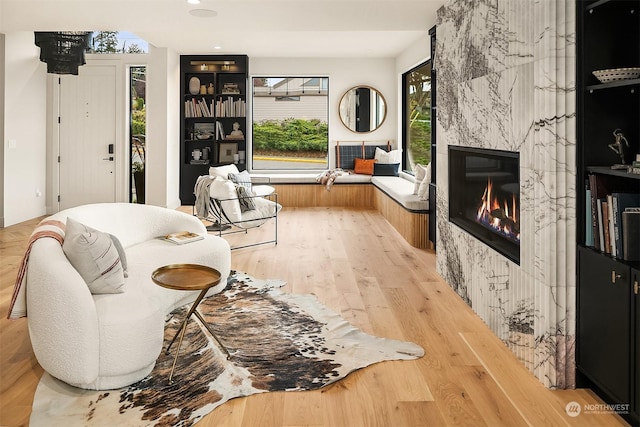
[611,270,622,284]
[102,156,114,161]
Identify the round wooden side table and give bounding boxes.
[151,263,229,383]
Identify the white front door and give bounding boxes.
[59,65,117,210]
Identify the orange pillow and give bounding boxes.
[354,158,376,175]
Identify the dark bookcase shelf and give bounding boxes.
[179,55,248,205]
[585,78,640,91]
[587,166,640,180]
[576,1,640,425]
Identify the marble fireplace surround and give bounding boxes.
[435,0,576,388]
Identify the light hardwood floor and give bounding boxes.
[0,207,629,427]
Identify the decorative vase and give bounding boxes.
[188,77,200,95]
[207,83,214,95]
[200,84,207,95]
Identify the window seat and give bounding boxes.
[253,172,431,249]
[371,176,428,212]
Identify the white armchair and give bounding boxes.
[195,165,282,249]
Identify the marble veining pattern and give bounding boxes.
[435,0,575,388]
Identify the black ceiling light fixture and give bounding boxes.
[34,32,92,75]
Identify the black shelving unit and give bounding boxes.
[179,55,248,205]
[576,1,640,425]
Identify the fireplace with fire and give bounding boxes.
[449,146,520,264]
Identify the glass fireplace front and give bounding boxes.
[449,146,520,264]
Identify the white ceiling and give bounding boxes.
[0,0,444,58]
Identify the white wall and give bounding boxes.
[146,45,180,209]
[249,57,398,169]
[396,33,431,74]
[3,32,47,226]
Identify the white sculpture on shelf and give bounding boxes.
[227,122,244,139]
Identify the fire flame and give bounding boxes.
[476,179,520,241]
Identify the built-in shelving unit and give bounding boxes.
[179,54,248,205]
[576,1,640,425]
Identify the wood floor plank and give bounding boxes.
[452,365,528,426]
[0,207,631,427]
[460,331,570,426]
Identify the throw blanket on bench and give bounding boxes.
[7,219,65,320]
[316,169,350,191]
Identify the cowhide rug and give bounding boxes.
[30,271,424,426]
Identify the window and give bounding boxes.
[252,77,329,170]
[130,66,146,203]
[91,31,148,53]
[402,61,431,173]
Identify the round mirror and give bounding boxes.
[339,86,387,133]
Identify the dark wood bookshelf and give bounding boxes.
[576,1,640,424]
[179,55,248,205]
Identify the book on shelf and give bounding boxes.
[184,97,214,118]
[611,193,640,257]
[216,122,225,140]
[622,208,640,261]
[587,173,639,254]
[215,97,246,117]
[221,83,240,94]
[597,198,605,252]
[601,199,610,254]
[607,195,616,256]
[585,186,593,247]
[162,231,204,245]
[627,160,640,174]
[588,174,609,250]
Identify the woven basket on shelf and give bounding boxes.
[592,67,640,83]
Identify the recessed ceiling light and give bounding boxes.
[187,0,200,4]
[214,46,222,50]
[189,8,217,18]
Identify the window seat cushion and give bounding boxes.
[371,176,429,212]
[251,173,372,184]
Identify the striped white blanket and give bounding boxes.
[7,219,65,320]
[316,169,350,191]
[194,175,217,219]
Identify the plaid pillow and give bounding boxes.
[237,185,257,212]
[228,170,252,190]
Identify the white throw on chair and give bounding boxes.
[194,164,282,250]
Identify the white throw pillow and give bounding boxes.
[417,163,431,201]
[210,178,242,222]
[209,164,240,180]
[62,217,126,294]
[374,147,401,164]
[413,163,428,195]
